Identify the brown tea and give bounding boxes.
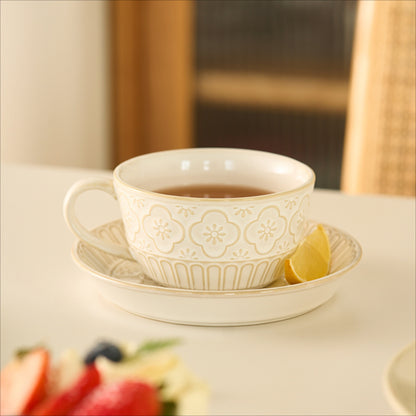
[155,184,272,198]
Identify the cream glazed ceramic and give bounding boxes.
[117,182,311,291]
[64,148,315,290]
[72,220,362,326]
[383,341,416,415]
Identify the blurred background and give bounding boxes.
[1,1,111,170]
[194,1,355,189]
[1,0,414,193]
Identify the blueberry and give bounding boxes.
[84,341,123,365]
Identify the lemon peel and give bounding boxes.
[285,224,331,284]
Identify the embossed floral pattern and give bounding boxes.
[143,205,185,253]
[284,197,298,210]
[203,223,226,244]
[179,248,198,259]
[134,198,146,209]
[278,238,291,251]
[136,239,152,252]
[79,217,361,292]
[231,248,249,260]
[152,218,172,240]
[245,206,287,254]
[176,205,197,218]
[233,206,254,218]
[257,219,278,241]
[190,210,239,258]
[112,177,313,290]
[289,195,310,243]
[119,194,140,243]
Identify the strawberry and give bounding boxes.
[70,380,161,416]
[0,348,50,416]
[31,364,100,416]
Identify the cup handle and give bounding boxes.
[63,177,134,260]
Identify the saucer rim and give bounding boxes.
[383,341,416,416]
[71,219,362,298]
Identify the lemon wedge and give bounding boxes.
[285,224,331,284]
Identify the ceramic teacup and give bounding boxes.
[64,148,315,290]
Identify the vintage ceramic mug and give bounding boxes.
[64,148,315,290]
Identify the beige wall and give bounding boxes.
[1,0,111,169]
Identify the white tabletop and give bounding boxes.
[1,163,415,415]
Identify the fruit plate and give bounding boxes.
[383,341,416,415]
[72,220,362,326]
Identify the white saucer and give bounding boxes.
[72,220,362,326]
[383,341,416,415]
